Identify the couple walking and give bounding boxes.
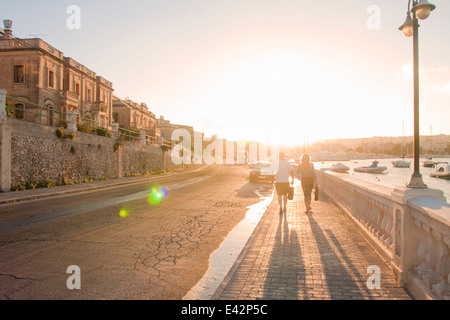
[275,152,317,214]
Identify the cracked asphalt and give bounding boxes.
[0,165,268,299]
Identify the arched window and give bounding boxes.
[15,103,24,119]
[44,99,56,126]
[46,105,54,126]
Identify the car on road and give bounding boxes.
[249,161,275,184]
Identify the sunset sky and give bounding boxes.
[2,0,449,145]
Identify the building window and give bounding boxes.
[47,105,54,126]
[113,112,118,123]
[14,65,25,83]
[75,83,80,96]
[87,88,91,102]
[15,103,24,119]
[48,70,55,88]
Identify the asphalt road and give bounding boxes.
[0,165,271,300]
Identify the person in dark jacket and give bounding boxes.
[297,153,316,213]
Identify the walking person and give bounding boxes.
[297,153,316,213]
[275,152,294,214]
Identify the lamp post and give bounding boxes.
[398,0,436,189]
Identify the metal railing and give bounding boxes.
[117,126,141,142]
[6,95,67,126]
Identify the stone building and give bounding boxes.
[0,21,114,127]
[112,96,156,131]
[155,116,195,142]
[112,95,160,143]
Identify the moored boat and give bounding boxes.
[330,162,350,173]
[392,159,410,168]
[430,162,450,180]
[422,158,436,168]
[354,160,387,174]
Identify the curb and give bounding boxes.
[0,173,179,205]
[0,165,212,205]
[210,194,278,300]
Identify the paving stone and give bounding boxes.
[212,184,413,300]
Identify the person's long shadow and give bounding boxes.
[262,212,308,299]
[306,213,374,299]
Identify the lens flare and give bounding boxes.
[148,185,168,205]
[161,187,169,198]
[119,209,128,217]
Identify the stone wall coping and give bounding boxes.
[409,197,450,227]
[321,170,393,199]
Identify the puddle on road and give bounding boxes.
[183,186,274,300]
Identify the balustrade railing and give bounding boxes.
[318,170,394,258]
[408,199,450,299]
[317,168,449,300]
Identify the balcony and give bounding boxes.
[93,101,108,113]
[61,90,80,103]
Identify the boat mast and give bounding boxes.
[430,125,433,157]
[402,120,405,158]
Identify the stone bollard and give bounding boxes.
[140,129,146,145]
[0,89,7,116]
[0,89,11,192]
[391,186,446,286]
[0,121,11,192]
[67,111,78,131]
[111,123,119,138]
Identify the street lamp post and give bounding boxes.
[398,0,436,189]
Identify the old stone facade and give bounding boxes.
[0,22,196,192]
[0,32,114,127]
[156,116,195,142]
[112,96,160,142]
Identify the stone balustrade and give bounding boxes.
[317,170,395,262]
[316,169,450,300]
[407,197,450,299]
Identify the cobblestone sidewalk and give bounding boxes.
[212,183,413,300]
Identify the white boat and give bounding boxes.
[330,162,350,173]
[430,162,450,180]
[354,160,387,174]
[422,158,436,168]
[392,159,410,168]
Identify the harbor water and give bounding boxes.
[313,157,450,201]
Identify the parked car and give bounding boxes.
[250,161,275,183]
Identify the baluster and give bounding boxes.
[423,236,443,289]
[354,192,362,220]
[415,235,432,279]
[385,213,393,246]
[380,211,391,243]
[432,244,450,299]
[368,199,377,232]
[373,203,382,237]
[362,197,370,226]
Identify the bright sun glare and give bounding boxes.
[200,53,363,146]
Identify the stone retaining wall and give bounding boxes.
[1,116,176,190]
